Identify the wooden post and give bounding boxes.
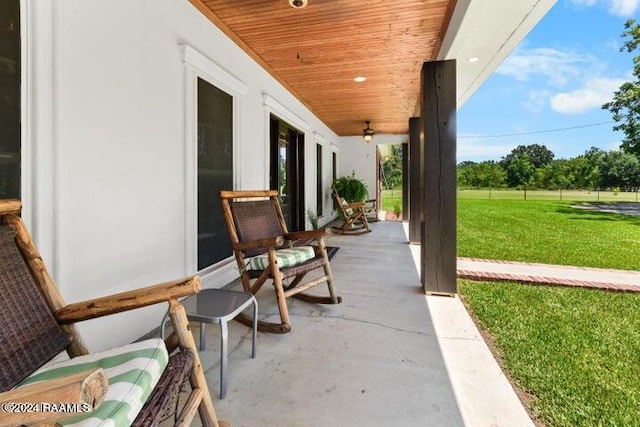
[408,117,422,244]
[402,142,409,222]
[168,300,220,427]
[420,60,457,295]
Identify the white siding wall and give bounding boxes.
[337,135,408,202]
[24,0,340,351]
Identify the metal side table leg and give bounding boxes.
[199,322,206,351]
[219,319,229,399]
[251,296,258,358]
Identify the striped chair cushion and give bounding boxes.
[340,198,354,215]
[248,246,316,270]
[20,338,168,427]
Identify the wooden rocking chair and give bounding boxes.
[331,185,371,235]
[219,190,341,334]
[0,200,228,427]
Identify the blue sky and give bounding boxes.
[458,0,638,163]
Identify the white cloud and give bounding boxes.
[569,0,640,16]
[570,0,598,6]
[497,47,592,86]
[550,77,626,114]
[608,0,640,16]
[607,140,622,151]
[524,90,552,112]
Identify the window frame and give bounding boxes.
[262,94,308,189]
[316,142,323,218]
[181,45,248,277]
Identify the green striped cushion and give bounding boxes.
[249,246,316,270]
[20,338,168,426]
[340,198,354,215]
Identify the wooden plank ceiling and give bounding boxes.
[191,0,456,136]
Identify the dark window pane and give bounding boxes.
[316,144,322,216]
[332,152,337,182]
[0,0,20,199]
[197,78,233,269]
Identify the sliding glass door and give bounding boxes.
[270,115,305,232]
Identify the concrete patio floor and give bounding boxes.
[195,221,532,427]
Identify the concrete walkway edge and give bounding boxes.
[404,225,535,427]
[458,257,640,292]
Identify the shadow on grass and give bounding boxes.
[556,203,640,225]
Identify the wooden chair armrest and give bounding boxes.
[55,276,200,324]
[0,368,107,426]
[284,229,330,241]
[233,236,285,252]
[344,201,365,208]
[0,199,21,215]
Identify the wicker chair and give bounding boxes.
[0,200,228,427]
[219,190,341,334]
[331,185,371,235]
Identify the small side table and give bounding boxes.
[161,289,257,398]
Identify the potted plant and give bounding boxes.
[333,172,368,211]
[306,209,319,230]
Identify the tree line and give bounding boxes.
[459,18,640,194]
[458,144,640,192]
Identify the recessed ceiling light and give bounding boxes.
[289,0,308,8]
[468,57,480,63]
[354,76,367,83]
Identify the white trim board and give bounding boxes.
[262,93,309,132]
[181,43,246,281]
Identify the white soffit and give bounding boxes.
[438,0,557,108]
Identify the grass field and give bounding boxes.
[459,280,640,427]
[456,191,640,425]
[382,188,640,206]
[459,188,640,202]
[380,187,640,424]
[380,188,403,212]
[381,188,640,270]
[458,198,640,270]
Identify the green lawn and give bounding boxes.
[456,191,640,426]
[459,188,640,202]
[458,198,640,270]
[459,280,640,427]
[381,188,640,269]
[380,188,403,212]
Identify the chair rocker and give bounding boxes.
[0,200,228,427]
[331,185,371,235]
[219,190,342,334]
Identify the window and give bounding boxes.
[181,45,247,274]
[197,78,233,269]
[0,1,20,199]
[332,152,337,182]
[316,143,323,217]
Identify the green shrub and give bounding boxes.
[393,201,401,216]
[333,173,368,206]
[306,209,319,230]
